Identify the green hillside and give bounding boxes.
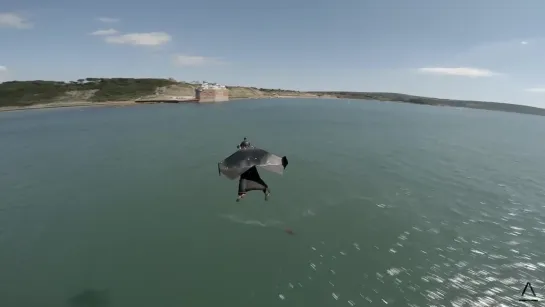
[1,78,545,116]
[0,78,179,107]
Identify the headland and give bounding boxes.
[1,78,544,117]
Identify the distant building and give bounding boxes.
[195,82,229,103]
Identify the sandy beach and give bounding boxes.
[230,94,338,100]
[275,95,338,99]
[0,95,339,113]
[0,100,138,113]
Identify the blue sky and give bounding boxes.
[2,0,545,107]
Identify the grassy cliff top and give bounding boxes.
[0,78,180,107]
[1,78,544,116]
[0,78,306,107]
[309,91,545,116]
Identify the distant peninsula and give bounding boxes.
[1,77,544,116]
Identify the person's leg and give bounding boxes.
[241,167,271,201]
[237,178,247,202]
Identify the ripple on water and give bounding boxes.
[274,171,545,306]
[279,221,545,305]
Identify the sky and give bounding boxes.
[2,0,545,107]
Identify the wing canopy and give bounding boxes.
[218,148,288,180]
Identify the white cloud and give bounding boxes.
[0,12,32,29]
[173,54,222,67]
[90,28,118,36]
[0,66,7,72]
[97,17,119,23]
[104,32,171,46]
[521,41,528,45]
[525,88,545,93]
[417,67,498,77]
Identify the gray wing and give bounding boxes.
[218,148,289,180]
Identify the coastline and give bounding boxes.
[1,90,544,117]
[3,78,545,116]
[0,100,137,113]
[229,94,338,100]
[0,95,339,113]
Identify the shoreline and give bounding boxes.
[0,100,138,113]
[229,95,338,100]
[2,95,544,117]
[3,78,544,117]
[0,95,339,113]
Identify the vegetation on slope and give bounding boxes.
[309,91,545,116]
[225,86,304,98]
[0,78,178,107]
[1,78,545,116]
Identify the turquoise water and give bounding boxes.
[1,98,545,306]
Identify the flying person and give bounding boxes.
[217,146,289,202]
